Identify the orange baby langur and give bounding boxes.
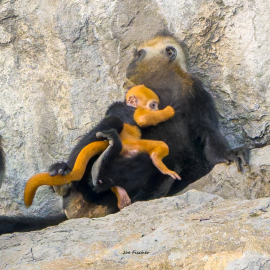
[92,85,181,209]
[121,85,181,180]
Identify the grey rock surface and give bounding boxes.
[1,190,270,269]
[0,0,269,218]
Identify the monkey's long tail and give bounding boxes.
[24,141,109,207]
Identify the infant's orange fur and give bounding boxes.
[120,85,180,180]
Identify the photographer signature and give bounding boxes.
[123,250,150,255]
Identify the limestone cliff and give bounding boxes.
[1,0,270,268]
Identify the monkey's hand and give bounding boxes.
[49,162,71,177]
[162,106,175,119]
[223,147,249,172]
[48,162,72,197]
[135,106,175,127]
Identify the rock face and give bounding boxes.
[1,190,270,270]
[0,0,269,219]
[1,1,270,267]
[179,145,270,200]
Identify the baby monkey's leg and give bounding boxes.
[111,186,131,210]
[142,140,181,180]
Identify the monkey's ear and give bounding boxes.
[127,95,138,108]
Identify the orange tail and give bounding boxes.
[24,141,109,207]
[24,172,73,207]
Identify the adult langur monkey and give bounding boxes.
[48,32,248,219]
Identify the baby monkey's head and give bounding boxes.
[126,85,159,111]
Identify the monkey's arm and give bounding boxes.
[203,127,249,171]
[193,79,249,171]
[134,106,175,127]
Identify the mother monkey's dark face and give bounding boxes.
[126,35,187,87]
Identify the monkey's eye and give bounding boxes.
[149,101,158,110]
[165,46,177,61]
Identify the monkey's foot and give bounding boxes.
[96,129,118,145]
[111,186,131,210]
[49,161,71,177]
[163,169,181,180]
[223,147,250,172]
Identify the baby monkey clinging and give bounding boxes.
[92,84,181,209]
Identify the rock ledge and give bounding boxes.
[1,190,270,270]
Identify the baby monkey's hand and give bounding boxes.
[162,106,175,119]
